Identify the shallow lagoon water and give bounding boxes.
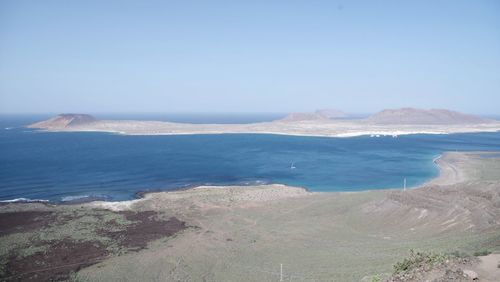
[1,116,500,202]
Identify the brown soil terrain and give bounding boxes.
[103,211,187,250]
[0,211,55,236]
[5,240,109,282]
[0,210,187,281]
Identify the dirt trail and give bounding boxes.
[426,152,466,186]
[474,254,500,282]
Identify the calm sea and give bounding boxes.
[1,114,500,203]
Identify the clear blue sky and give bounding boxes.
[1,0,499,114]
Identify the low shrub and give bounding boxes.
[473,249,491,256]
[447,250,469,258]
[393,249,447,274]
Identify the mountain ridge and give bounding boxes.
[366,108,490,124]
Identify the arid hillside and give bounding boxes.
[366,108,490,124]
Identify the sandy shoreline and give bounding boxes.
[0,150,477,206]
[84,151,478,211]
[1,151,493,209]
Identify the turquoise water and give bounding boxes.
[1,116,500,202]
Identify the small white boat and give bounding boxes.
[290,162,296,169]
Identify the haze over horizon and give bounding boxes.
[1,0,499,115]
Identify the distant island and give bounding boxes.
[28,108,500,137]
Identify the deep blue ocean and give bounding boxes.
[1,114,500,203]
